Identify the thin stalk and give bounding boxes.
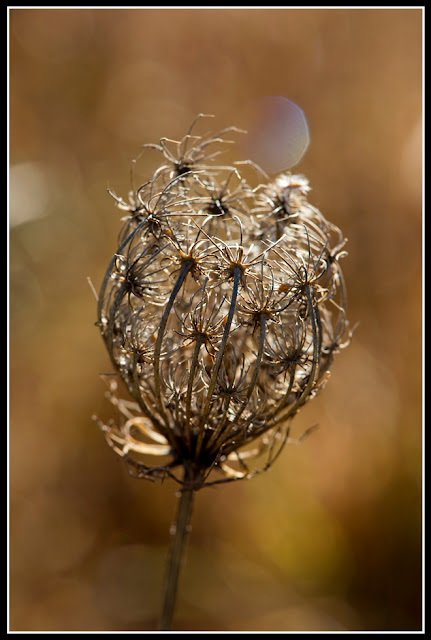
[269,284,322,429]
[206,313,267,454]
[195,265,241,456]
[233,313,267,421]
[153,261,193,424]
[159,465,196,631]
[185,334,205,443]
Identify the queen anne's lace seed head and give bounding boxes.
[94,115,353,490]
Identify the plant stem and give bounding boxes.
[159,466,196,631]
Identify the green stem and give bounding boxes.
[159,466,196,631]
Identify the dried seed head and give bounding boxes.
[94,115,352,490]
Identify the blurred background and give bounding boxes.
[9,8,422,632]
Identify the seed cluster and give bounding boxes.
[95,115,352,489]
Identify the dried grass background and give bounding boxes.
[9,7,422,632]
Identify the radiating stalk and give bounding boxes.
[153,261,193,424]
[270,284,322,428]
[207,313,267,453]
[185,334,205,443]
[233,313,266,420]
[195,265,241,456]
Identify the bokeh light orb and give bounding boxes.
[245,96,310,174]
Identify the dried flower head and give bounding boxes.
[94,114,352,491]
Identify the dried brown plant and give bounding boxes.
[94,114,353,629]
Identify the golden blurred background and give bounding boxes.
[9,8,422,632]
